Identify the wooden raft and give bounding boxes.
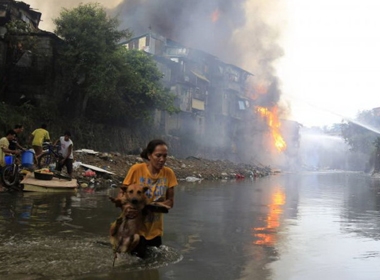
[20,173,78,192]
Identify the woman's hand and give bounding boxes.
[124,205,139,219]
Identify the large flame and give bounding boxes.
[256,106,287,152]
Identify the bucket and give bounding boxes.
[21,150,34,167]
[49,163,56,172]
[4,155,14,165]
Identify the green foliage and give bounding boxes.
[341,110,380,154]
[4,20,36,51]
[53,3,131,114]
[86,49,179,124]
[52,3,179,122]
[118,49,179,118]
[5,20,31,34]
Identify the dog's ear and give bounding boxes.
[120,186,127,192]
[143,186,149,194]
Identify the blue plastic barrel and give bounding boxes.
[21,150,34,167]
[5,155,14,165]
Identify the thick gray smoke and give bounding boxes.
[113,0,246,57]
[112,0,286,164]
[26,0,287,163]
[28,0,284,107]
[113,0,284,106]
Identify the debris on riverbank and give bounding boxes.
[73,150,274,189]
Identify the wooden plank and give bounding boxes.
[21,173,77,188]
[80,163,115,175]
[23,184,76,193]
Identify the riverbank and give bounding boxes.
[0,150,274,192]
[73,151,274,188]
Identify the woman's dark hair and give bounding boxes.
[64,131,71,137]
[140,139,167,160]
[41,124,47,129]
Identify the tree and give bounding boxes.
[118,49,179,119]
[53,3,179,123]
[341,110,380,154]
[341,109,380,172]
[373,137,380,173]
[53,3,130,116]
[86,48,178,124]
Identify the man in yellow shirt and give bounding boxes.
[29,124,50,157]
[0,130,20,167]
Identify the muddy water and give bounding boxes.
[0,172,380,280]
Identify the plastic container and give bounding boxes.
[21,150,34,167]
[4,155,14,165]
[49,164,56,172]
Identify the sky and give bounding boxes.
[277,0,380,127]
[27,0,380,127]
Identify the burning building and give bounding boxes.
[121,31,299,165]
[114,0,293,164]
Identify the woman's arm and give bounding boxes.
[163,187,174,208]
[1,147,20,155]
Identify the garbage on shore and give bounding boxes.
[70,149,275,191]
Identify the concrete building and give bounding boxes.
[122,32,255,160]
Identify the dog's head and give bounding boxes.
[123,184,149,207]
[110,184,149,211]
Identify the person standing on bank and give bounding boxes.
[119,139,178,258]
[0,130,20,168]
[29,124,50,157]
[9,124,25,151]
[54,132,74,178]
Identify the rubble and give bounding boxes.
[72,151,274,190]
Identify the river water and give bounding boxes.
[0,171,380,280]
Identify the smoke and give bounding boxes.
[111,0,287,162]
[27,0,123,31]
[112,0,285,106]
[28,0,285,109]
[26,0,287,162]
[109,0,286,162]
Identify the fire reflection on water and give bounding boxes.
[252,187,286,246]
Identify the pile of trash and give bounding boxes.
[71,149,275,190]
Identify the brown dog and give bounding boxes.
[109,184,148,255]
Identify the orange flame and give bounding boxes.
[256,106,287,152]
[211,9,220,22]
[245,81,270,101]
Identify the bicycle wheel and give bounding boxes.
[1,164,19,187]
[38,153,58,169]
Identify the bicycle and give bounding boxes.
[1,163,72,191]
[1,152,32,191]
[36,142,73,181]
[37,142,61,169]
